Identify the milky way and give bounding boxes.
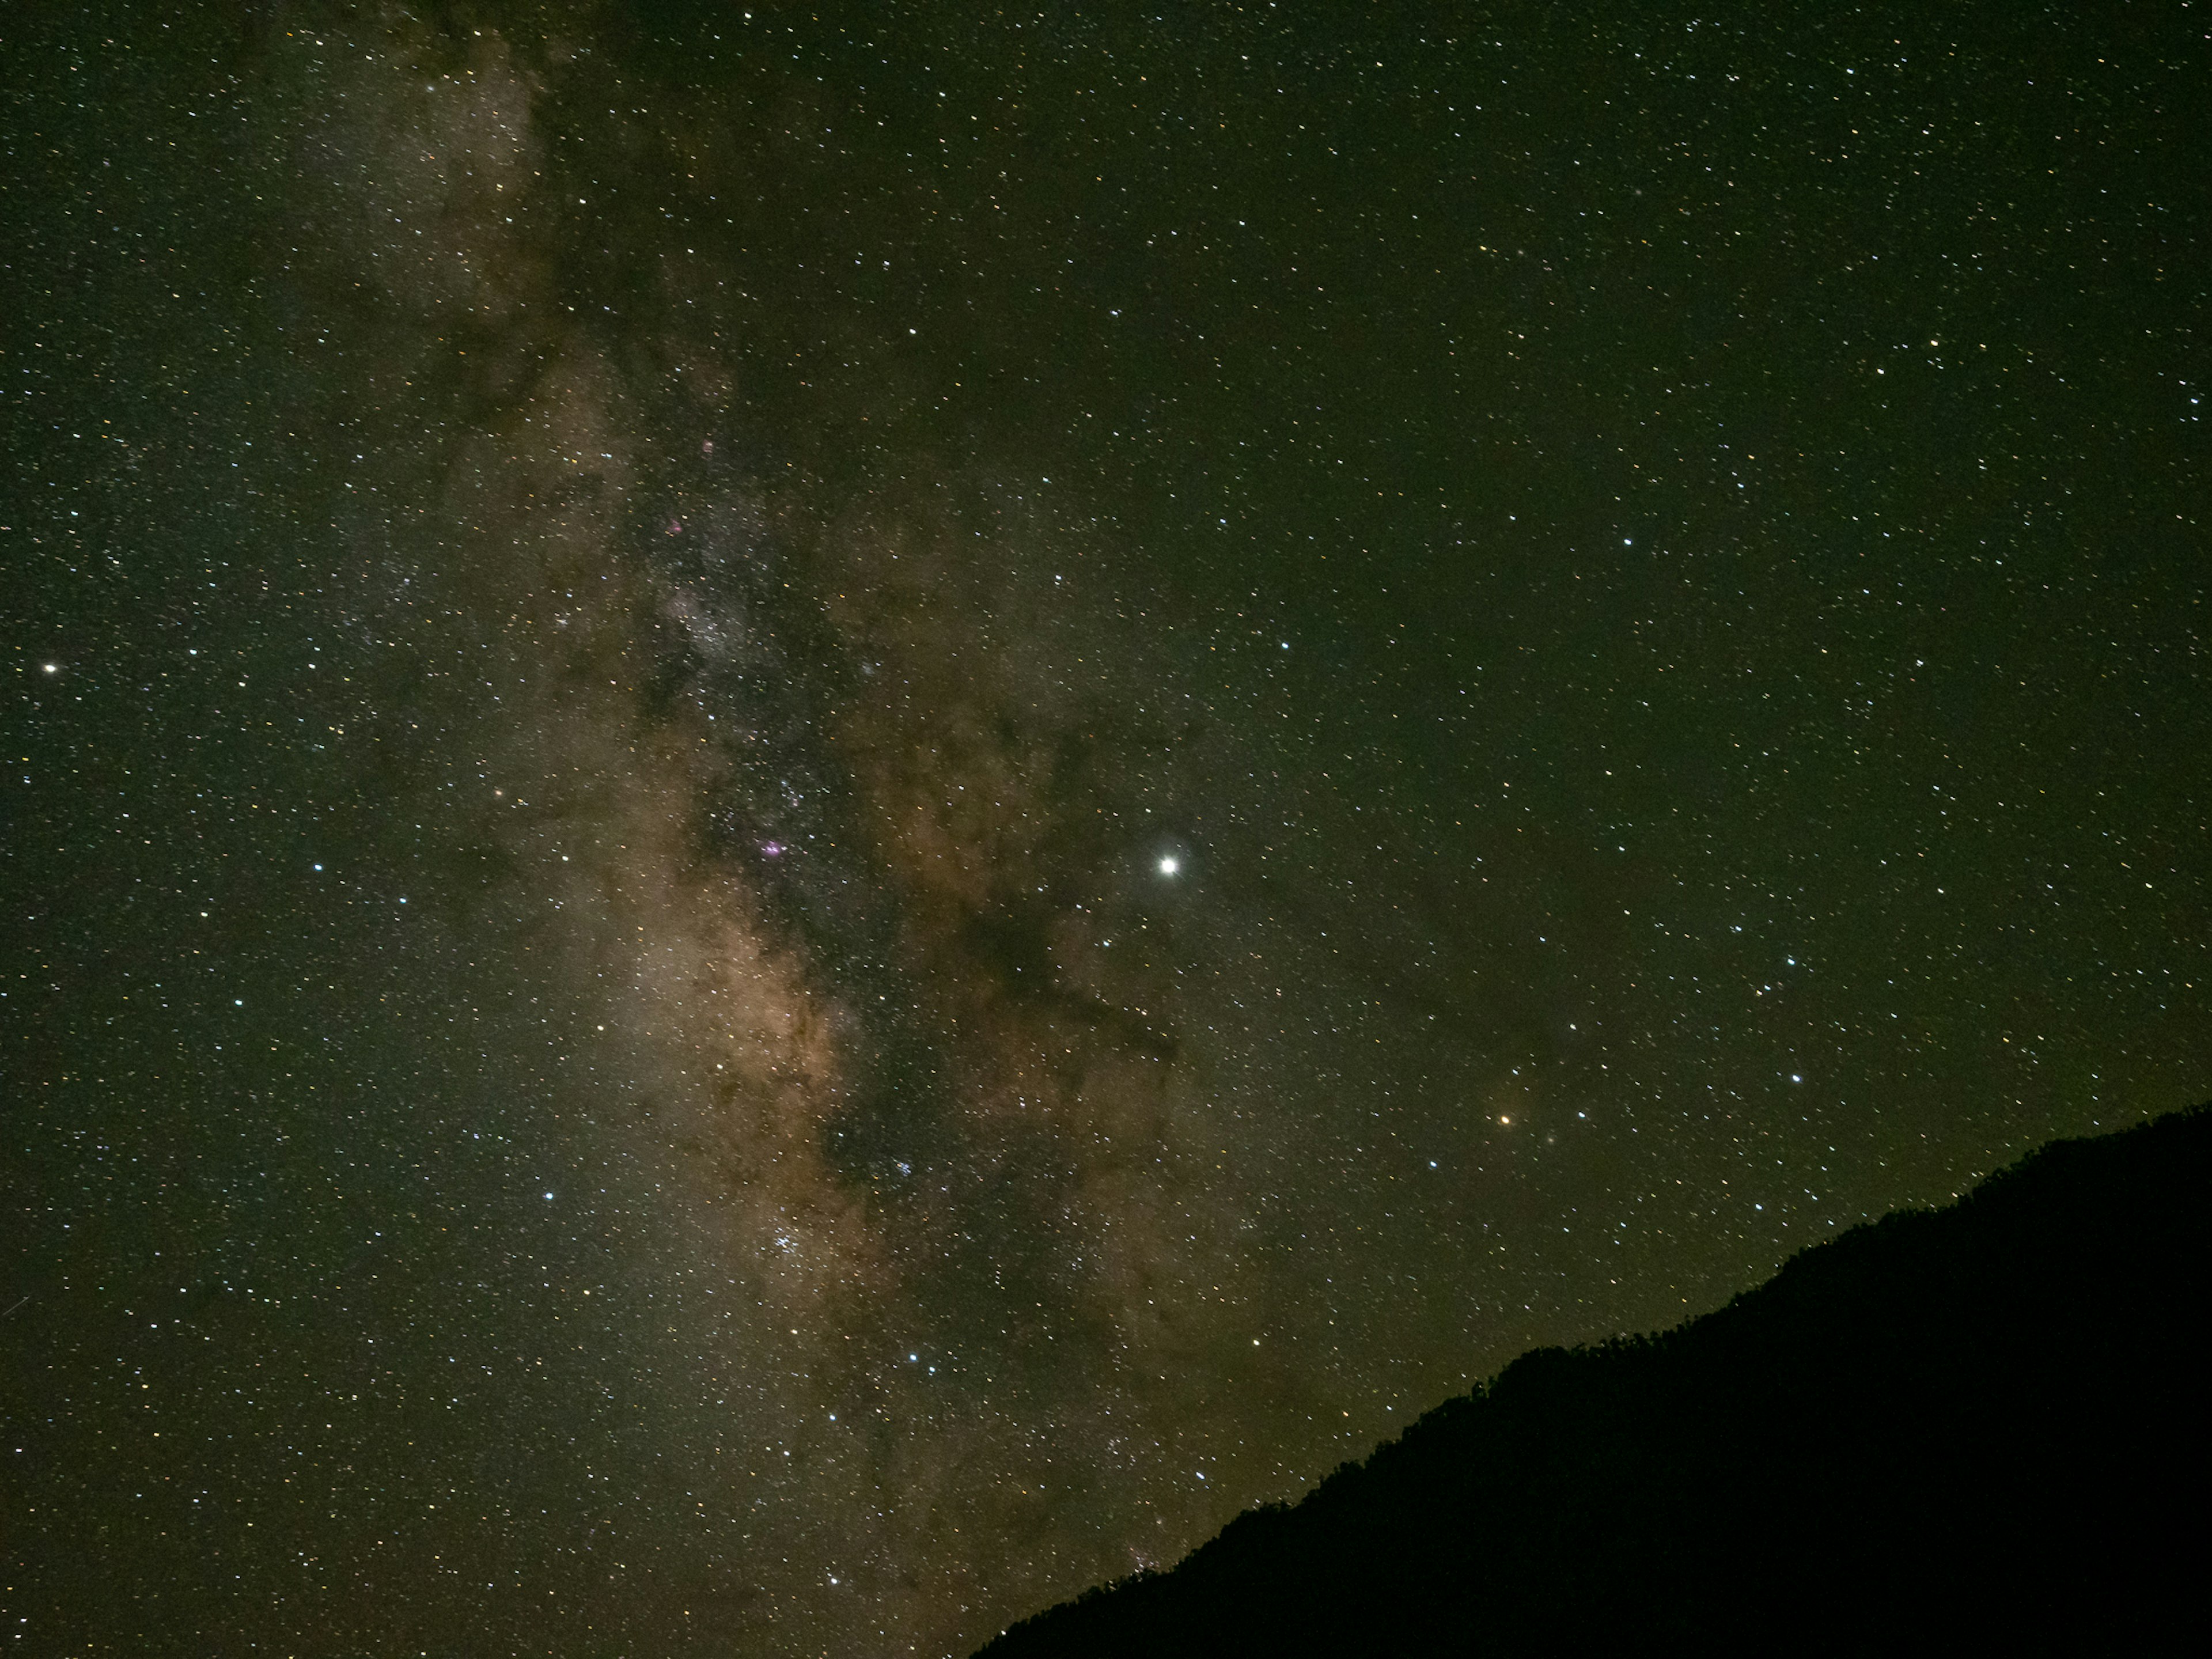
[11,5,2207,1655]
[162,12,1403,1639]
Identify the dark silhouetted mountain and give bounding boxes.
[977,1107,2212,1655]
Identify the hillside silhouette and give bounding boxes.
[978,1107,2211,1654]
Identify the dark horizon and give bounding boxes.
[979,1104,2212,1654]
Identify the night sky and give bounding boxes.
[7,4,2206,1654]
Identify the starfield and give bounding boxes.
[6,3,2205,1654]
